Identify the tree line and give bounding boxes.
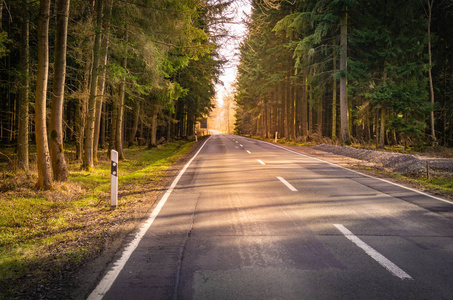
[234,0,453,149]
[0,0,232,189]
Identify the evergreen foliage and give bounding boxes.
[235,0,453,148]
[0,0,231,186]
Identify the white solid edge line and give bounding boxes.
[257,159,266,165]
[277,176,298,192]
[246,150,251,154]
[263,140,453,205]
[87,136,212,300]
[334,224,412,280]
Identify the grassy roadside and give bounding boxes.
[0,140,195,299]
[356,168,453,200]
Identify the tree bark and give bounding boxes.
[0,1,3,30]
[301,74,308,137]
[109,99,118,155]
[35,0,52,189]
[83,0,103,170]
[308,70,313,135]
[339,9,351,144]
[94,0,113,162]
[128,101,140,146]
[149,107,158,148]
[115,29,128,160]
[427,0,437,145]
[99,102,106,149]
[332,43,337,140]
[317,96,323,136]
[284,78,289,138]
[166,114,172,142]
[379,105,386,149]
[18,0,29,171]
[50,0,70,182]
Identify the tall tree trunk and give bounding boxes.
[116,29,128,160]
[128,101,140,146]
[379,105,386,149]
[83,0,103,170]
[317,96,323,136]
[149,107,158,148]
[339,9,351,144]
[50,0,70,182]
[75,94,87,161]
[109,100,118,155]
[35,0,52,189]
[362,101,370,141]
[93,0,113,162]
[295,86,300,137]
[301,74,308,137]
[332,43,337,140]
[291,84,296,139]
[166,114,172,142]
[0,1,3,30]
[264,100,269,138]
[75,58,91,161]
[278,83,284,136]
[284,78,289,138]
[100,102,106,149]
[308,72,313,135]
[427,0,436,145]
[18,0,29,171]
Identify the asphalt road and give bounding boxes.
[89,134,453,300]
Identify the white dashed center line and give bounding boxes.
[246,150,251,154]
[334,224,412,280]
[257,159,265,165]
[277,176,298,192]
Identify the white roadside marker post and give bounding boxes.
[275,131,278,143]
[111,150,118,210]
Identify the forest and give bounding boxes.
[234,0,453,150]
[0,0,232,189]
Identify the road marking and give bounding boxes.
[257,159,266,165]
[246,150,251,154]
[277,176,298,192]
[334,224,412,280]
[87,136,212,300]
[235,141,238,143]
[263,140,453,205]
[240,144,243,147]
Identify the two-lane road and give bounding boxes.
[89,134,453,299]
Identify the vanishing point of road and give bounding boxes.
[88,134,453,300]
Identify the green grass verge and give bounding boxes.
[0,140,194,298]
[410,175,453,197]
